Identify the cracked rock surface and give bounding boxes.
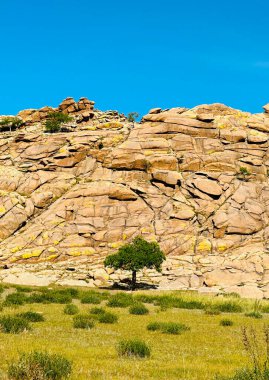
[1,99,269,298]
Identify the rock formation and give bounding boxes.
[0,97,269,298]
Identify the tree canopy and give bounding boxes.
[104,237,165,289]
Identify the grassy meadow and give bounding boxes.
[0,285,267,379]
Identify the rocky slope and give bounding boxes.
[0,97,269,298]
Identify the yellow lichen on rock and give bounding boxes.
[0,206,6,214]
[108,241,124,249]
[197,239,212,253]
[21,249,43,259]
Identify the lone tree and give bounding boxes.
[104,236,165,290]
[127,112,139,123]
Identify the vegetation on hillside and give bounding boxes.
[0,117,23,132]
[44,112,73,133]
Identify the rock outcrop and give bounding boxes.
[1,98,269,298]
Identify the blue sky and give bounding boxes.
[0,0,269,116]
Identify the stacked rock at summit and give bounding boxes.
[1,99,269,298]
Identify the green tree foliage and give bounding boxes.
[44,112,73,133]
[127,112,139,123]
[104,237,165,290]
[0,117,23,132]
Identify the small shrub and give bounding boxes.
[44,290,73,304]
[215,301,242,313]
[0,315,31,333]
[64,304,79,315]
[154,295,205,311]
[8,350,72,379]
[129,303,149,315]
[223,292,241,299]
[15,286,33,293]
[80,293,101,305]
[107,293,134,308]
[245,311,263,319]
[44,112,73,133]
[261,304,269,313]
[239,167,250,176]
[147,321,189,334]
[58,288,79,298]
[89,307,106,315]
[73,314,95,329]
[17,311,45,322]
[117,339,150,358]
[28,290,72,304]
[205,307,221,316]
[161,322,190,335]
[27,293,48,304]
[134,294,157,304]
[98,312,118,324]
[220,319,234,326]
[147,322,163,331]
[4,293,27,306]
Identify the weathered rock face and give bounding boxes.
[1,99,269,298]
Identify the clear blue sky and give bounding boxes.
[1,0,269,116]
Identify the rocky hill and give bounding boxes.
[0,97,269,298]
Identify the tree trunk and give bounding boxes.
[131,270,137,290]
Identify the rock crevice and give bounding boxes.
[0,99,269,298]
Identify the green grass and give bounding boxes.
[0,287,268,379]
